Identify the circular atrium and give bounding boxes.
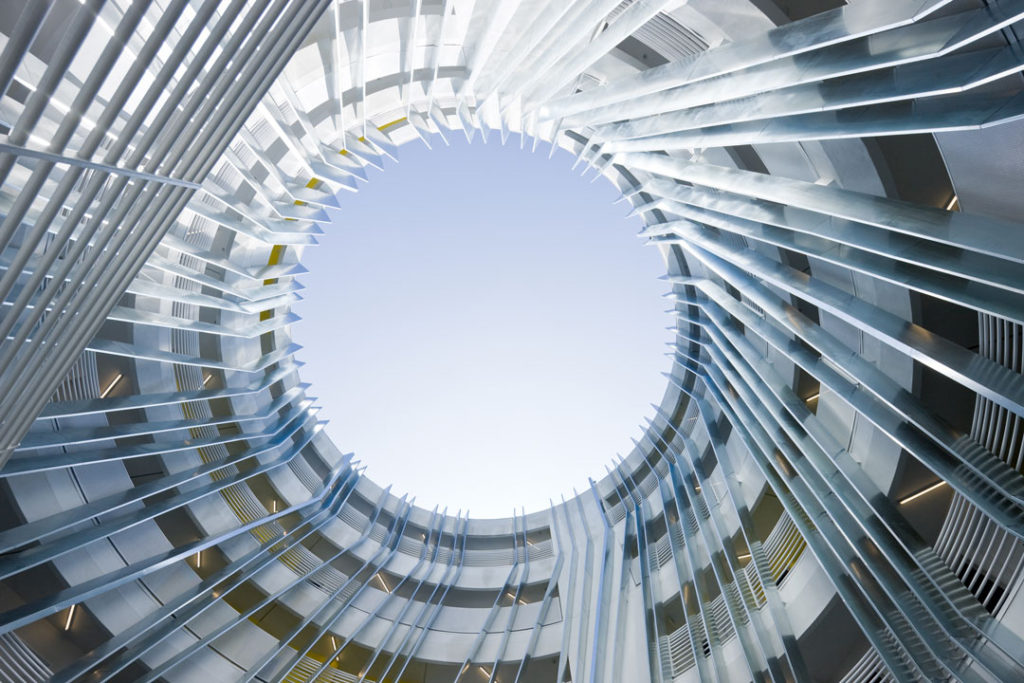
[291,137,670,517]
[2,1,1024,682]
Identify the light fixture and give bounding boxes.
[505,591,526,606]
[773,451,794,478]
[99,373,123,399]
[64,604,76,631]
[899,480,948,505]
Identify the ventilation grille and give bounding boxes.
[611,2,709,61]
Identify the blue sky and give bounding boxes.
[293,132,670,517]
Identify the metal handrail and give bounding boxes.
[0,632,51,683]
[934,313,1024,617]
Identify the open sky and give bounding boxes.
[292,132,670,518]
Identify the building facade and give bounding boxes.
[2,0,1024,681]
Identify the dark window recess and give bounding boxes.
[795,367,821,414]
[124,455,165,488]
[303,446,332,480]
[208,396,234,418]
[626,532,640,560]
[216,422,242,438]
[109,407,154,450]
[526,526,552,545]
[0,480,26,535]
[260,331,275,355]
[724,281,743,303]
[725,145,770,174]
[656,593,686,634]
[779,247,820,325]
[199,331,223,361]
[797,595,870,683]
[6,79,30,104]
[888,450,954,545]
[698,443,717,480]
[916,291,979,349]
[751,488,784,544]
[155,506,205,548]
[749,0,846,24]
[198,306,219,325]
[910,291,978,434]
[958,564,1006,615]
[717,414,733,442]
[918,361,976,434]
[97,319,133,344]
[615,35,669,67]
[517,654,560,683]
[646,512,668,543]
[866,134,955,208]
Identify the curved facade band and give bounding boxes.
[2,0,1024,681]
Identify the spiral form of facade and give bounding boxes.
[3,0,1024,681]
